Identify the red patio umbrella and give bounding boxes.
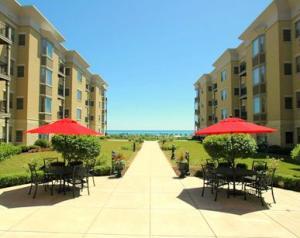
[26,118,102,136]
[195,117,276,135]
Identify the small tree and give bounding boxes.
[51,135,101,162]
[203,134,257,166]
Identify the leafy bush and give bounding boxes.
[0,143,22,161]
[291,144,300,160]
[51,135,101,162]
[34,139,50,148]
[94,165,111,176]
[203,134,257,164]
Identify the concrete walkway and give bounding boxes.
[0,141,300,237]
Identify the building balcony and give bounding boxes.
[213,83,217,91]
[58,62,65,76]
[240,87,247,97]
[57,111,64,119]
[58,85,64,98]
[239,62,246,75]
[0,100,10,119]
[0,23,12,45]
[0,63,9,81]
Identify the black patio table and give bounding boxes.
[47,163,73,194]
[214,167,257,195]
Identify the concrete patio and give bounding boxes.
[0,141,299,238]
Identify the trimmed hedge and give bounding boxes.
[34,139,50,148]
[94,165,111,176]
[291,144,300,160]
[0,143,22,161]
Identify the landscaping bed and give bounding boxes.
[0,139,140,188]
[161,140,300,191]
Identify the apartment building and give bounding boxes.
[0,0,108,145]
[194,0,300,147]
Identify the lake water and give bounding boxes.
[107,130,194,136]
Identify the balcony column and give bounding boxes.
[62,76,65,118]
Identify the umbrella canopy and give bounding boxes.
[26,118,102,135]
[195,117,276,135]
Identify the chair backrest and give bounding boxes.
[44,157,58,169]
[72,165,88,180]
[252,160,267,172]
[218,161,231,168]
[236,163,247,170]
[28,163,38,182]
[201,164,214,179]
[257,168,276,189]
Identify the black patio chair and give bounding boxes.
[86,159,96,186]
[252,160,267,172]
[236,163,248,169]
[201,164,215,197]
[28,163,48,199]
[67,165,90,198]
[244,168,276,205]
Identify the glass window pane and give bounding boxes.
[45,97,52,113]
[253,96,261,114]
[253,67,260,85]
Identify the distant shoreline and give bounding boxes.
[107,130,193,136]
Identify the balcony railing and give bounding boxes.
[241,111,247,120]
[213,83,217,91]
[0,100,7,113]
[0,63,8,76]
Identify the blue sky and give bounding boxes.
[20,0,272,130]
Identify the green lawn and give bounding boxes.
[0,140,138,177]
[162,140,300,178]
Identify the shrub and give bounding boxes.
[203,134,257,165]
[19,145,41,153]
[291,144,300,160]
[94,165,111,176]
[51,135,101,162]
[34,139,50,148]
[0,143,22,161]
[267,145,292,156]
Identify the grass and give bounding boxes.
[162,140,300,178]
[0,140,138,177]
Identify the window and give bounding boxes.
[39,96,52,113]
[76,90,82,101]
[285,97,293,109]
[208,86,212,92]
[285,132,294,145]
[296,56,300,73]
[295,20,300,38]
[45,97,52,113]
[252,35,265,57]
[16,98,23,110]
[90,115,94,121]
[65,68,71,76]
[90,101,94,107]
[283,29,291,41]
[284,63,292,75]
[253,96,261,114]
[221,108,228,119]
[18,34,25,46]
[234,88,239,96]
[76,108,82,120]
[41,68,52,85]
[296,92,300,108]
[77,70,82,83]
[252,65,265,85]
[9,93,13,109]
[15,130,23,142]
[297,128,300,144]
[42,39,53,58]
[10,60,14,76]
[221,89,227,101]
[65,88,70,96]
[233,66,239,74]
[221,70,227,82]
[17,66,24,78]
[91,87,94,92]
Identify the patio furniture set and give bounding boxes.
[201,160,276,205]
[28,158,96,199]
